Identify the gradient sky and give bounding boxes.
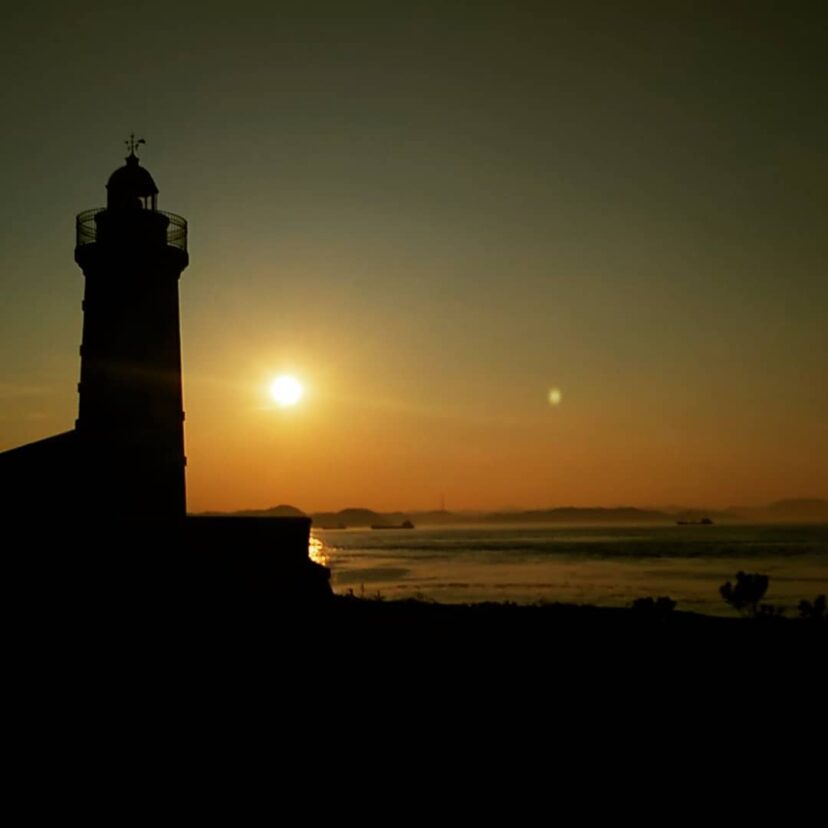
[1,2,826,512]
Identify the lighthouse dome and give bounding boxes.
[106,154,158,209]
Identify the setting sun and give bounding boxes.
[270,375,303,407]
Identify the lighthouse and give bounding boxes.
[0,141,328,604]
[74,138,188,521]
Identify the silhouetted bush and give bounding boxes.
[754,603,785,619]
[632,596,676,618]
[798,595,826,622]
[719,572,769,617]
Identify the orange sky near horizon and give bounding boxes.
[0,4,826,513]
[176,327,826,513]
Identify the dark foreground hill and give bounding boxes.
[164,591,827,663]
[13,574,825,719]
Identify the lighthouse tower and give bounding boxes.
[74,138,189,521]
[0,140,328,601]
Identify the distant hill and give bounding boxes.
[211,498,828,526]
[310,506,675,527]
[765,498,828,519]
[312,508,411,528]
[733,498,828,523]
[196,504,307,518]
[670,508,742,524]
[480,507,672,524]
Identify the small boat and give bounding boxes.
[371,520,415,530]
[676,517,714,525]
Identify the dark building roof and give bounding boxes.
[0,431,80,518]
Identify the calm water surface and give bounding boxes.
[311,524,828,616]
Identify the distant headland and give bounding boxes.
[197,498,828,528]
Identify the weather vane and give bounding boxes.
[125,133,146,157]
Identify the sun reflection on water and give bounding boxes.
[309,533,330,567]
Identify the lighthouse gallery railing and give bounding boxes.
[76,208,188,253]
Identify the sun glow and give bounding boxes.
[270,375,304,407]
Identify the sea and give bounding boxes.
[310,523,828,617]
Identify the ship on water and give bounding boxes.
[371,520,415,530]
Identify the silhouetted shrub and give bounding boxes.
[719,572,769,617]
[632,596,676,618]
[798,595,826,622]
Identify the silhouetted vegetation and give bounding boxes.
[798,595,826,622]
[632,596,676,618]
[754,603,785,620]
[720,572,769,617]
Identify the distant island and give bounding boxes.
[196,498,828,527]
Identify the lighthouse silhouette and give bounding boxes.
[0,139,188,523]
[75,138,188,521]
[0,141,328,604]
